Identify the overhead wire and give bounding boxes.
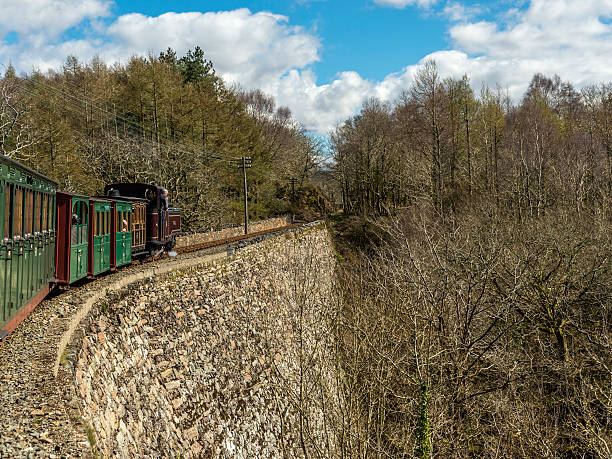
[54,76,245,164]
[17,82,184,168]
[2,62,261,180]
[27,75,187,148]
[25,76,209,161]
[19,72,245,164]
[24,78,287,185]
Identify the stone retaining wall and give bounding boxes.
[175,216,293,249]
[71,226,339,457]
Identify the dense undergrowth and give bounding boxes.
[328,208,611,457]
[325,65,612,457]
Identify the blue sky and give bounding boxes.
[114,0,451,83]
[2,1,612,134]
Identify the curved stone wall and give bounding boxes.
[71,226,338,457]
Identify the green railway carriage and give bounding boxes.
[0,155,57,340]
[88,199,112,276]
[1,158,184,342]
[56,192,89,284]
[112,200,133,268]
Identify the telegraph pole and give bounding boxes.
[242,157,249,234]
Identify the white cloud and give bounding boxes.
[106,9,320,89]
[449,21,497,53]
[0,0,111,39]
[373,0,438,8]
[13,39,110,74]
[442,2,481,22]
[444,0,612,89]
[1,8,321,92]
[297,0,612,132]
[271,69,373,134]
[3,1,612,135]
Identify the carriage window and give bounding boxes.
[72,201,85,225]
[42,194,48,232]
[28,190,34,234]
[32,192,36,233]
[71,203,78,244]
[13,187,23,237]
[49,196,55,232]
[24,190,33,235]
[72,201,84,244]
[31,192,35,232]
[106,211,110,235]
[35,192,41,233]
[81,205,88,242]
[4,184,10,239]
[72,202,78,226]
[47,196,52,232]
[23,190,28,235]
[95,211,100,237]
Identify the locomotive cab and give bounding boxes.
[104,183,181,256]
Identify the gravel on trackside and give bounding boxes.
[0,244,230,458]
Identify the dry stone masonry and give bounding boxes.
[71,226,339,458]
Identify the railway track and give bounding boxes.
[174,222,308,254]
[130,221,310,265]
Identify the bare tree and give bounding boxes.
[0,70,40,158]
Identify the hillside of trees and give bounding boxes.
[329,63,611,457]
[0,48,326,229]
[2,49,609,455]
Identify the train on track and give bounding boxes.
[0,155,181,340]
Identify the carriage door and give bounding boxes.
[49,193,56,277]
[10,185,24,319]
[93,202,111,275]
[70,199,88,283]
[33,191,42,292]
[0,181,8,327]
[115,202,132,267]
[41,193,52,284]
